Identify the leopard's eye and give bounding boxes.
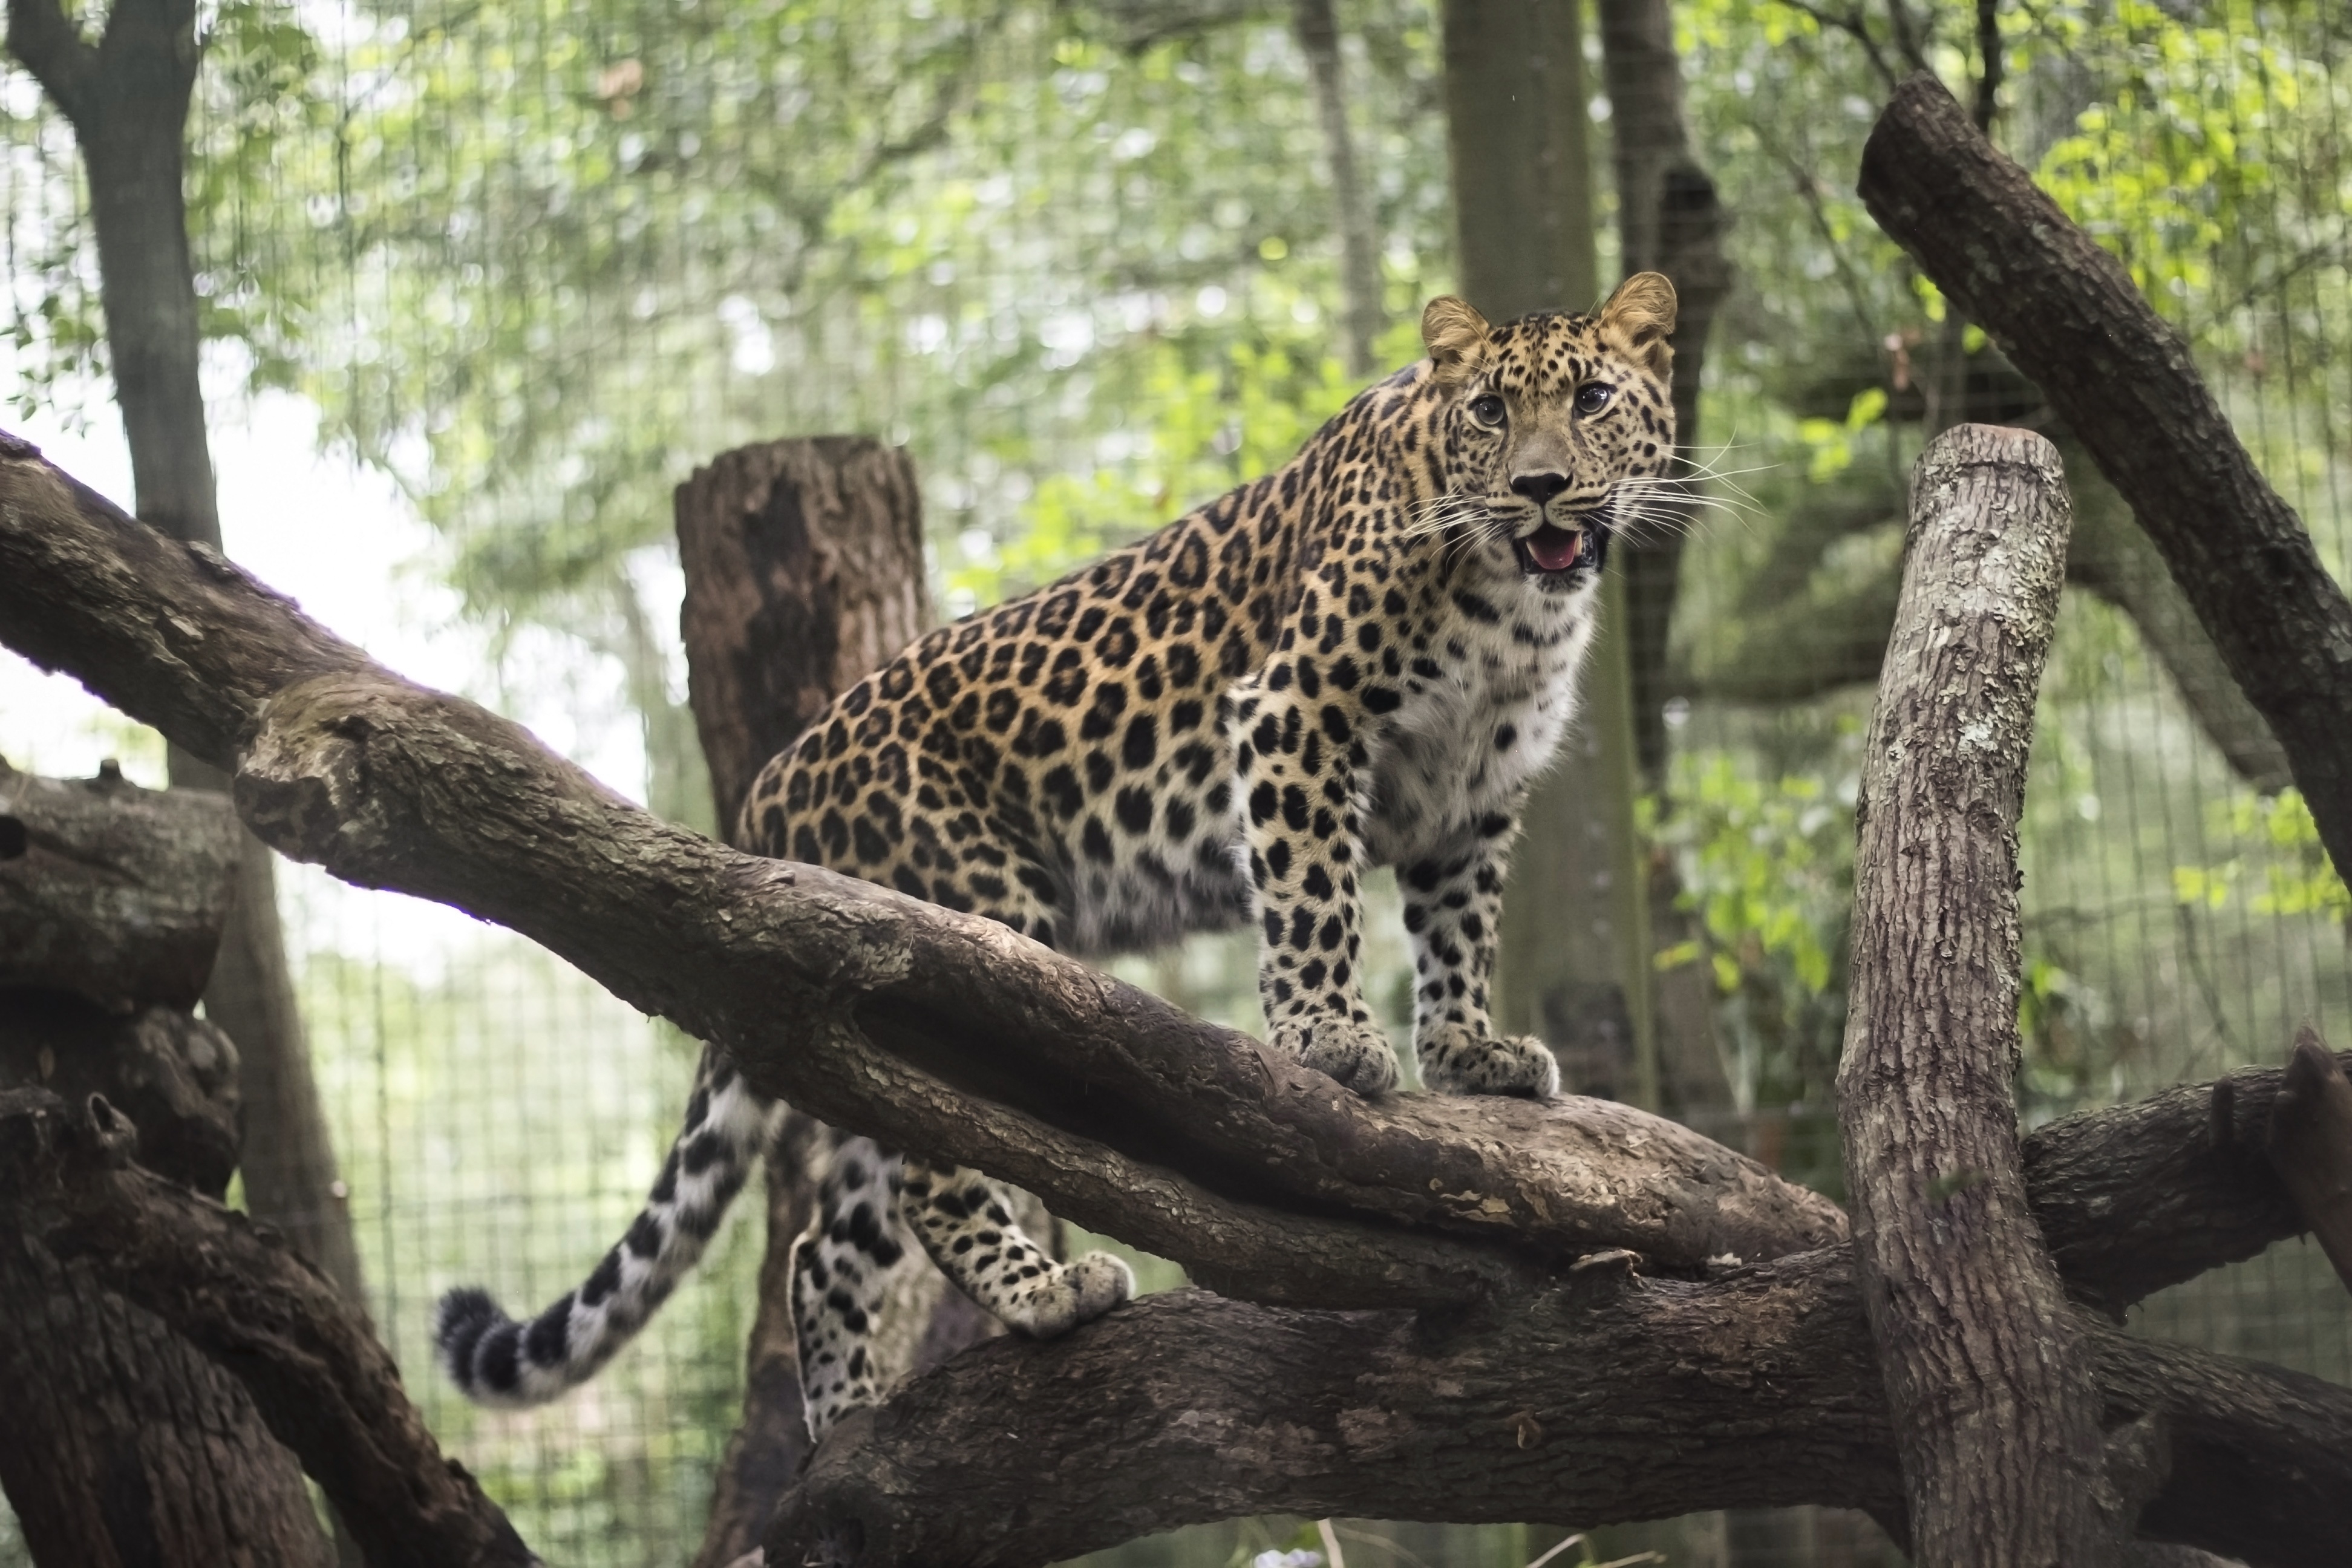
[1468,393,1506,428]
[1574,382,1615,416]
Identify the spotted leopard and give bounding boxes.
[436,273,1681,1438]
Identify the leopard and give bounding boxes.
[434,273,1681,1440]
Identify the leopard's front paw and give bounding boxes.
[1273,1015,1400,1097]
[1004,1251,1134,1339]
[1418,1024,1560,1098]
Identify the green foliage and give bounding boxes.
[2174,788,2351,921]
[1648,742,1858,1131]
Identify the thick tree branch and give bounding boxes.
[1839,425,2121,1563]
[0,431,1846,1304]
[0,1088,533,1568]
[2266,1025,2352,1296]
[1858,74,2352,881]
[768,1252,2352,1568]
[2024,1048,2351,1316]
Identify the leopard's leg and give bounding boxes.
[789,861,1125,1441]
[896,1159,1132,1338]
[788,1132,927,1442]
[1228,668,1399,1096]
[1401,810,1560,1097]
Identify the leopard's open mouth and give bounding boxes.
[1513,521,1596,578]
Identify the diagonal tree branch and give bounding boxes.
[1858,74,2352,884]
[2,0,97,126]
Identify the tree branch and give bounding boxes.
[2,0,97,126]
[1858,74,2352,882]
[1839,424,2122,1562]
[767,1250,2352,1568]
[0,1088,534,1568]
[0,430,1847,1303]
[2265,1025,2352,1296]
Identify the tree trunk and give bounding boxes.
[1840,424,2123,1566]
[0,757,328,1568]
[675,436,990,1567]
[1595,0,1731,788]
[1858,73,2352,883]
[1443,0,1661,1111]
[1,1087,537,1568]
[1295,0,1383,378]
[2,0,366,1310]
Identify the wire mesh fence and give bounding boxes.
[2,2,2348,1564]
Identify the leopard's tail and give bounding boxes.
[434,1044,774,1406]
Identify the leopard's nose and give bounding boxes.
[1510,472,1570,504]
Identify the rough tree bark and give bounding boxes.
[1294,0,1383,378]
[1840,425,2122,1566]
[3,426,2349,1564]
[0,1088,534,1568]
[2,0,365,1307]
[675,436,991,1568]
[772,1249,2352,1568]
[2265,1025,2352,1296]
[1858,73,2352,881]
[0,754,240,1007]
[0,762,327,1567]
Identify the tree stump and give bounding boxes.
[0,762,330,1568]
[676,434,1007,1567]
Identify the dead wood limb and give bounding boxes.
[2024,1047,2352,1316]
[1839,425,2122,1564]
[0,756,240,1008]
[0,1087,535,1568]
[2265,1025,2352,1296]
[1857,74,2352,880]
[0,431,1843,1301]
[766,1252,2352,1568]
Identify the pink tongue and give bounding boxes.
[1526,524,1584,572]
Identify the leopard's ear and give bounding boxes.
[1421,296,1494,387]
[1597,272,1678,381]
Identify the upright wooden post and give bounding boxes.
[676,436,1008,1566]
[1839,424,2125,1565]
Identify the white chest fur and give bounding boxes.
[1362,577,1601,868]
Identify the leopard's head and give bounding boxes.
[1419,273,1679,591]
